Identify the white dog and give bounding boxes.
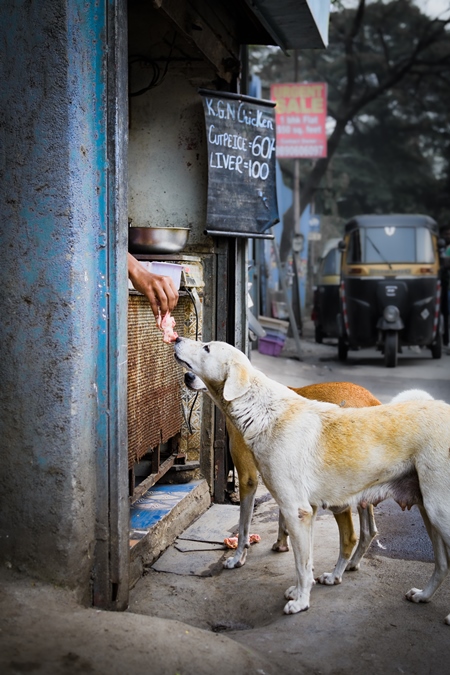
[174,337,450,623]
[184,370,433,581]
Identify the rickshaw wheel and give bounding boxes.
[431,331,442,359]
[384,331,398,368]
[338,337,348,361]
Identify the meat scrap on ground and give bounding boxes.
[224,534,261,549]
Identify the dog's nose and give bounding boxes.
[184,372,195,384]
[175,336,182,344]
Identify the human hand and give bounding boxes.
[128,253,179,319]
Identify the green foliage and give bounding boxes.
[250,0,450,232]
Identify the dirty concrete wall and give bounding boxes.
[127,5,213,251]
[0,0,128,602]
[128,71,209,244]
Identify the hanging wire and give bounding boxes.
[128,57,161,97]
[181,286,200,434]
[128,33,177,97]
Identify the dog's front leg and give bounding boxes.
[281,506,315,614]
[224,423,258,569]
[223,489,257,568]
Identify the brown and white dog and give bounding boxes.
[185,371,382,583]
[185,370,432,583]
[175,337,450,623]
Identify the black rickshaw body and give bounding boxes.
[312,238,341,343]
[337,215,442,367]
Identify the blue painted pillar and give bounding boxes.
[0,0,129,608]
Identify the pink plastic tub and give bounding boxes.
[258,336,285,357]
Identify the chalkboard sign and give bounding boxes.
[199,89,279,238]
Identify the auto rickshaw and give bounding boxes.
[337,214,443,367]
[311,238,341,343]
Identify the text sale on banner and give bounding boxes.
[270,82,327,159]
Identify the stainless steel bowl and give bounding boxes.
[128,226,190,254]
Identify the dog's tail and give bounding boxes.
[389,389,434,404]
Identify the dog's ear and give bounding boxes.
[223,363,251,401]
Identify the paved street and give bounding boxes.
[253,329,450,404]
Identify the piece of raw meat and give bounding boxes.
[223,534,261,549]
[157,310,178,343]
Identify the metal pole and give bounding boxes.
[272,230,302,360]
[292,49,303,331]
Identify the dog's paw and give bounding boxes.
[272,541,289,553]
[405,587,429,604]
[346,561,360,571]
[223,551,247,569]
[284,585,297,600]
[283,599,309,614]
[316,572,342,585]
[223,558,242,569]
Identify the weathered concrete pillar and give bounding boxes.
[0,0,129,607]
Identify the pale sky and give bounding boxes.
[341,1,450,19]
[415,0,450,18]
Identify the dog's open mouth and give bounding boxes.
[174,353,192,371]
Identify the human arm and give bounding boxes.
[127,253,179,319]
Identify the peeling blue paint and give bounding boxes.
[0,0,128,604]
